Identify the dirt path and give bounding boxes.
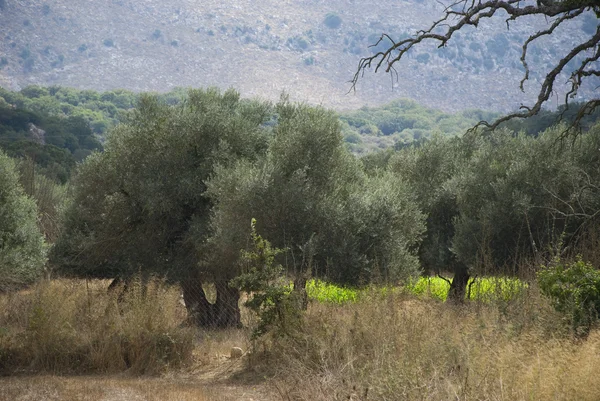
[0,356,278,401]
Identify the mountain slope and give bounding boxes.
[0,0,596,112]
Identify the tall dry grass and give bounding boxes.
[0,278,194,375]
[261,286,600,401]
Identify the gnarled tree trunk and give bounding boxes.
[213,281,241,328]
[448,261,470,303]
[180,273,241,328]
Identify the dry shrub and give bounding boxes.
[0,278,194,374]
[263,287,600,401]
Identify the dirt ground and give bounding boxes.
[0,354,277,401]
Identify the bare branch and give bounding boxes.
[519,9,585,92]
[351,0,600,135]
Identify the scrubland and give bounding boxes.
[1,278,598,401]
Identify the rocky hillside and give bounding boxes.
[0,0,596,112]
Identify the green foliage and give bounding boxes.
[287,35,310,51]
[306,280,358,304]
[451,125,600,271]
[231,219,299,338]
[0,86,137,135]
[206,99,424,287]
[0,150,46,291]
[500,102,600,136]
[407,277,450,301]
[339,99,498,153]
[389,135,466,274]
[302,277,526,304]
[53,88,272,282]
[388,123,600,299]
[0,100,101,182]
[407,277,527,302]
[538,257,600,335]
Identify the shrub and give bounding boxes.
[103,38,114,47]
[19,47,31,60]
[324,13,342,29]
[538,257,600,336]
[231,219,301,339]
[416,53,430,64]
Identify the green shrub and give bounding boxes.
[231,219,300,338]
[538,257,600,336]
[324,13,342,29]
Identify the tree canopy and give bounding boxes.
[0,149,46,291]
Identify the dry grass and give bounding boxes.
[3,278,599,401]
[0,278,194,375]
[261,287,600,401]
[0,279,272,400]
[0,376,220,401]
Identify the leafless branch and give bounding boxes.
[351,0,600,135]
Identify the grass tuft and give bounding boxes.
[0,278,194,375]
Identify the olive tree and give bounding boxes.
[0,150,46,291]
[389,136,474,299]
[51,88,271,327]
[389,124,600,301]
[452,124,600,278]
[204,100,425,296]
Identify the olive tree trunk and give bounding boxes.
[181,274,241,328]
[447,261,470,303]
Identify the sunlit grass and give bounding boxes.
[306,280,358,304]
[407,276,528,302]
[305,276,528,304]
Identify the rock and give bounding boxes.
[230,346,244,359]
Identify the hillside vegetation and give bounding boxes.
[0,0,595,112]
